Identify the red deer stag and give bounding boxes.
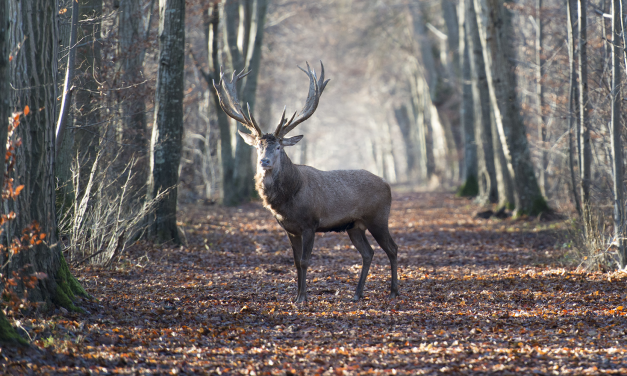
[213,62,398,302]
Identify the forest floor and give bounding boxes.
[3,192,627,375]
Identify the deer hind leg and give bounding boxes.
[368,222,399,299]
[347,227,375,301]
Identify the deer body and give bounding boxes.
[214,62,398,302]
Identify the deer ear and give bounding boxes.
[238,130,258,146]
[281,135,303,146]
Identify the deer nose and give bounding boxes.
[260,158,271,166]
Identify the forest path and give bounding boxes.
[4,192,627,375]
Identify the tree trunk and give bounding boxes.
[0,2,21,345]
[466,0,497,204]
[567,0,582,215]
[3,0,87,322]
[55,0,78,156]
[578,0,592,209]
[147,0,185,243]
[458,0,478,196]
[72,0,102,197]
[394,104,420,182]
[535,0,547,197]
[611,0,625,266]
[442,0,460,77]
[409,72,429,183]
[233,0,267,201]
[474,0,546,215]
[206,4,237,206]
[0,0,8,194]
[119,0,149,198]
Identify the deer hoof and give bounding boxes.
[352,294,362,302]
[389,291,399,299]
[294,295,307,304]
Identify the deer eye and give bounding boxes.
[276,146,281,150]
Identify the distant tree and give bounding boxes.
[147,0,186,243]
[474,0,546,215]
[577,0,591,210]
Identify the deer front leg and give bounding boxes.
[287,233,304,302]
[294,229,315,303]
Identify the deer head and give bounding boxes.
[213,61,330,171]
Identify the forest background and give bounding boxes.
[1,0,627,373]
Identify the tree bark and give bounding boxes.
[535,0,547,197]
[3,0,87,318]
[55,0,79,157]
[458,0,477,196]
[611,0,625,266]
[206,4,237,206]
[234,0,268,202]
[72,0,102,197]
[147,0,185,243]
[474,0,545,215]
[578,0,592,209]
[567,0,582,215]
[0,0,8,193]
[119,0,150,198]
[394,104,420,182]
[466,0,497,204]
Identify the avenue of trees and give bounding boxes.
[1,0,627,342]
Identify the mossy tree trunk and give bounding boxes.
[1,0,87,345]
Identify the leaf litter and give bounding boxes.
[2,192,627,375]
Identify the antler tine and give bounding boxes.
[246,103,262,136]
[274,106,287,137]
[212,67,261,136]
[279,61,330,138]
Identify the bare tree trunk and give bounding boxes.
[567,0,582,215]
[442,0,460,77]
[578,0,592,209]
[0,0,8,193]
[55,0,79,155]
[73,0,102,196]
[147,0,185,243]
[0,1,19,344]
[234,0,268,202]
[410,73,430,183]
[611,0,625,266]
[119,0,150,198]
[466,0,497,204]
[206,4,236,206]
[394,104,420,182]
[458,0,477,196]
[535,0,547,197]
[474,0,545,215]
[2,0,87,319]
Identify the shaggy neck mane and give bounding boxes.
[255,151,302,212]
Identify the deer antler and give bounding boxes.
[213,67,262,137]
[274,61,330,138]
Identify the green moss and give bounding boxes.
[0,311,27,346]
[514,196,550,218]
[529,195,550,216]
[456,174,479,197]
[53,253,88,312]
